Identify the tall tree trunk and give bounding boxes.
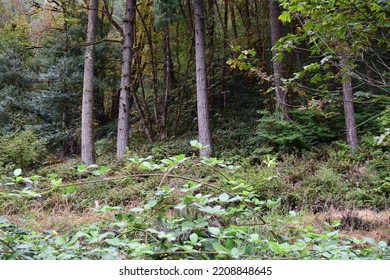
[206,0,215,106]
[81,0,98,165]
[269,0,288,119]
[117,0,136,159]
[342,73,358,150]
[230,1,238,38]
[215,0,229,107]
[193,0,213,157]
[160,24,171,140]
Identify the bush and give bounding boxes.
[0,151,389,260]
[251,109,336,155]
[0,130,47,174]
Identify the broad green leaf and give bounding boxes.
[181,221,196,231]
[171,154,186,161]
[98,205,121,213]
[22,177,33,184]
[212,243,230,254]
[190,140,203,149]
[105,238,123,246]
[100,166,109,174]
[55,235,68,246]
[139,162,152,170]
[279,11,291,23]
[77,165,87,172]
[231,247,241,259]
[183,195,193,205]
[219,193,229,202]
[208,227,221,236]
[144,200,157,210]
[14,168,22,177]
[130,207,144,213]
[378,241,388,248]
[62,185,77,195]
[189,233,198,244]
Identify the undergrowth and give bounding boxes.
[0,141,389,260]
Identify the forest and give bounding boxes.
[0,0,389,260]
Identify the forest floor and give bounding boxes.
[5,208,389,243]
[1,140,389,259]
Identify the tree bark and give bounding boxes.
[269,0,289,119]
[342,73,358,150]
[117,0,136,159]
[81,0,98,165]
[193,0,213,157]
[230,1,238,38]
[206,0,215,106]
[160,24,171,140]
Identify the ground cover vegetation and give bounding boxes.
[0,0,389,259]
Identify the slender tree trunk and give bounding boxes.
[269,0,289,119]
[186,0,194,33]
[222,0,228,107]
[206,0,215,106]
[342,73,358,150]
[81,0,98,165]
[215,0,229,107]
[117,0,136,159]
[193,0,213,157]
[230,1,238,38]
[110,88,120,121]
[134,46,155,142]
[160,24,171,140]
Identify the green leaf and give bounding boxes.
[289,211,297,217]
[231,247,241,259]
[279,11,291,23]
[171,154,186,161]
[98,205,121,213]
[22,177,33,184]
[55,235,68,246]
[331,220,341,227]
[232,45,241,52]
[51,178,63,188]
[183,195,193,205]
[310,73,323,84]
[237,53,247,61]
[62,185,77,195]
[189,233,198,244]
[98,166,109,175]
[144,200,158,210]
[208,227,221,236]
[212,243,230,254]
[181,221,196,231]
[174,203,187,210]
[105,238,123,246]
[219,193,229,202]
[248,234,259,242]
[190,140,203,149]
[139,162,152,170]
[77,165,87,172]
[364,237,377,246]
[14,168,22,177]
[130,207,144,213]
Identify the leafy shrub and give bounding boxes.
[1,148,389,260]
[374,106,390,147]
[251,109,335,155]
[275,146,389,211]
[0,130,47,174]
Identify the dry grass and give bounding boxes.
[302,208,390,242]
[5,210,114,234]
